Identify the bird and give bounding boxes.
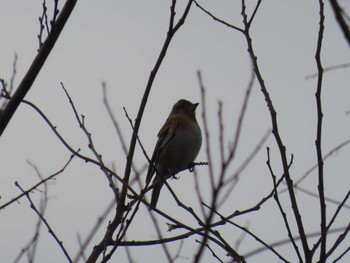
[146,99,202,208]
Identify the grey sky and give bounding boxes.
[1,1,349,262]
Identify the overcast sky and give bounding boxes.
[1,1,349,262]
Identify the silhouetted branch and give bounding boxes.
[326,222,350,260]
[203,202,288,262]
[333,245,350,262]
[13,161,48,263]
[61,83,119,201]
[314,0,326,260]
[329,0,350,45]
[0,0,77,137]
[266,147,301,261]
[305,62,350,80]
[193,0,243,32]
[0,154,75,210]
[0,53,17,112]
[16,181,72,263]
[86,1,195,262]
[240,0,311,259]
[245,227,347,259]
[73,199,116,263]
[312,189,350,255]
[195,239,224,263]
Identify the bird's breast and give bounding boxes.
[157,122,202,174]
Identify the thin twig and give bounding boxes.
[240,0,311,259]
[197,71,214,188]
[16,182,72,263]
[0,154,75,210]
[225,69,255,168]
[329,0,350,45]
[248,0,262,27]
[123,106,151,165]
[73,199,116,263]
[61,83,119,201]
[312,189,350,255]
[305,62,350,80]
[13,161,48,263]
[314,0,326,260]
[333,245,350,262]
[9,53,17,94]
[102,83,130,160]
[325,222,350,260]
[244,227,347,259]
[293,138,350,187]
[193,0,243,32]
[202,202,288,262]
[86,2,195,261]
[195,239,224,263]
[266,147,301,261]
[0,0,78,137]
[20,98,140,200]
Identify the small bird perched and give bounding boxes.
[146,99,202,207]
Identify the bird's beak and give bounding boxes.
[193,103,199,111]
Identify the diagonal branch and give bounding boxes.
[0,0,78,137]
[85,1,194,262]
[0,154,75,210]
[329,0,350,46]
[240,0,311,259]
[16,182,72,263]
[266,148,302,261]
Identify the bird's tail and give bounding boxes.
[150,176,164,208]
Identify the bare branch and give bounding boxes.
[195,239,224,263]
[248,0,262,27]
[240,0,311,258]
[333,245,350,262]
[0,154,75,210]
[194,0,244,32]
[203,202,288,262]
[61,83,119,201]
[0,0,77,137]
[16,182,72,263]
[305,62,350,80]
[325,222,350,260]
[86,1,195,261]
[13,161,48,263]
[244,227,347,259]
[266,147,302,261]
[73,199,116,263]
[314,0,326,260]
[329,0,350,46]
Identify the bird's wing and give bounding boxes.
[145,115,183,184]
